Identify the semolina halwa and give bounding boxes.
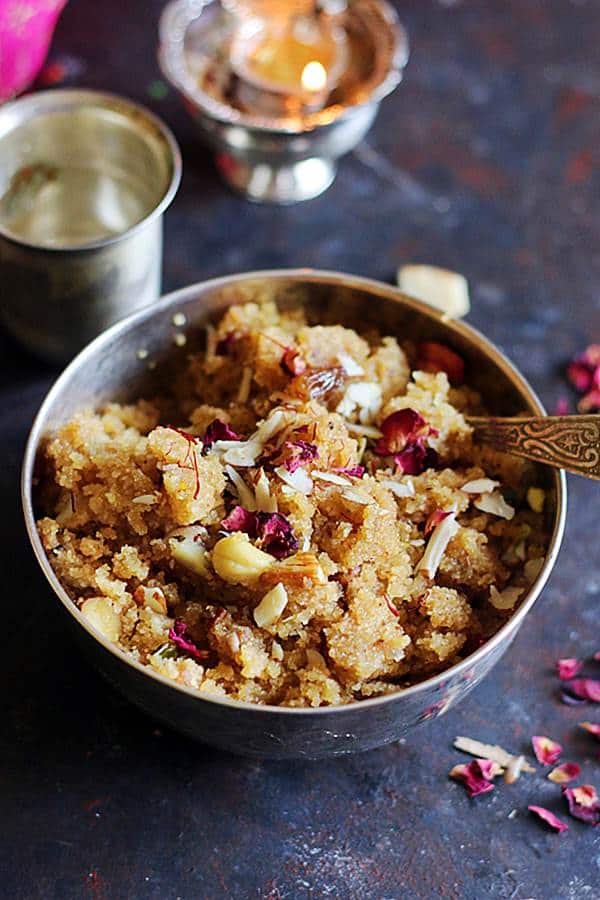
[36,300,548,707]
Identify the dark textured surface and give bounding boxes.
[2,1,600,898]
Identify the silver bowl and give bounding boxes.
[22,270,566,758]
[158,0,408,203]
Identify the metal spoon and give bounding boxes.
[467,414,600,480]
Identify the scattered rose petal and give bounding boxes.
[566,345,600,413]
[333,465,365,478]
[562,784,600,825]
[375,409,432,455]
[579,722,600,740]
[557,658,583,680]
[394,443,439,475]
[424,508,451,536]
[449,759,501,797]
[528,806,568,833]
[203,419,240,450]
[221,506,298,559]
[532,735,563,765]
[565,679,600,702]
[281,346,307,376]
[281,440,319,473]
[579,388,600,412]
[168,620,210,661]
[454,736,536,773]
[554,397,570,416]
[594,651,600,661]
[416,341,465,385]
[548,762,581,784]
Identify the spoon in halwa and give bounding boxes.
[467,414,600,480]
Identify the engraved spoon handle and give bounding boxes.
[467,415,600,480]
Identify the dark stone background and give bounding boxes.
[2,1,599,897]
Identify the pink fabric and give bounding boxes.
[0,0,67,101]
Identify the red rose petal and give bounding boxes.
[424,508,452,536]
[221,507,298,559]
[528,806,568,833]
[579,722,600,740]
[567,359,594,393]
[557,657,583,680]
[532,735,563,765]
[416,342,465,385]
[333,465,365,478]
[203,419,240,449]
[563,784,600,825]
[554,397,570,416]
[449,759,501,797]
[282,440,319,473]
[594,651,600,661]
[578,388,600,413]
[566,679,600,702]
[375,409,429,455]
[548,762,581,784]
[168,620,210,662]
[394,441,439,476]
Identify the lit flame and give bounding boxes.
[301,61,327,93]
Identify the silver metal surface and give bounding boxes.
[158,0,408,203]
[0,90,181,362]
[21,270,566,758]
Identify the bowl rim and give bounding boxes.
[21,268,567,717]
[0,88,182,253]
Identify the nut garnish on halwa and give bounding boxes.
[36,301,548,706]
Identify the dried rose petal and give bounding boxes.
[548,762,581,784]
[416,341,465,385]
[281,346,307,376]
[168,620,210,661]
[528,806,568,833]
[333,465,365,478]
[532,735,563,765]
[203,419,241,450]
[565,679,600,702]
[557,657,583,680]
[563,784,600,825]
[221,506,298,559]
[396,442,439,475]
[579,722,600,740]
[282,440,319,473]
[579,388,600,413]
[424,508,452,536]
[215,331,237,356]
[594,651,600,661]
[567,359,594,393]
[554,397,570,416]
[259,512,299,559]
[449,758,501,797]
[375,409,429,455]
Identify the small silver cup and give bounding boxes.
[0,90,181,362]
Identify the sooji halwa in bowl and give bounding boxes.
[33,275,556,711]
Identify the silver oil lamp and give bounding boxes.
[159,0,408,203]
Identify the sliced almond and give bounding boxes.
[417,511,459,579]
[397,264,470,318]
[474,491,515,520]
[254,582,288,628]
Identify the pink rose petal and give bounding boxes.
[449,759,501,798]
[548,762,581,784]
[532,735,563,765]
[282,440,319,473]
[557,658,583,680]
[202,419,240,449]
[528,806,568,833]
[566,679,600,702]
[168,620,210,662]
[221,507,298,559]
[563,784,600,826]
[579,721,600,741]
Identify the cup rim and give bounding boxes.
[21,269,567,717]
[0,88,182,253]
